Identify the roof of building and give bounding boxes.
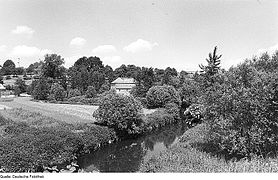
[111,77,136,84]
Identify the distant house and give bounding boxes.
[111,77,136,94]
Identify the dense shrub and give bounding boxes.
[33,78,50,100]
[93,93,144,134]
[203,60,278,157]
[130,85,148,98]
[99,82,111,94]
[76,124,118,153]
[85,86,97,98]
[164,103,180,120]
[5,84,13,90]
[26,80,38,95]
[143,109,176,132]
[179,79,201,107]
[0,124,83,172]
[146,85,181,108]
[48,83,66,101]
[67,88,81,98]
[14,78,27,94]
[184,104,204,119]
[135,97,148,108]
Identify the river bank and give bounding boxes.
[0,105,182,173]
[139,123,278,172]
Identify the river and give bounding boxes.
[77,121,188,172]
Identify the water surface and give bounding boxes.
[78,121,188,172]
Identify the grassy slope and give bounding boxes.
[0,108,118,172]
[0,97,97,124]
[140,123,278,172]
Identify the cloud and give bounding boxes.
[11,25,34,35]
[9,45,52,58]
[123,39,158,53]
[257,43,278,55]
[103,56,122,63]
[0,45,7,53]
[70,37,86,47]
[92,45,117,54]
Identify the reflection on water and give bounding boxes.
[78,121,188,172]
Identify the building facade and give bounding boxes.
[111,77,136,94]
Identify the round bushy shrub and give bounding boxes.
[48,83,66,101]
[93,93,144,135]
[67,88,81,98]
[146,85,181,108]
[85,86,97,98]
[165,103,180,120]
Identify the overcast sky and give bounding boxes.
[0,0,277,71]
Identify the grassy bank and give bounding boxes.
[0,108,118,173]
[139,123,278,172]
[0,106,179,173]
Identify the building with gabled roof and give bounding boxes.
[111,77,136,94]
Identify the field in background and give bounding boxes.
[0,97,97,124]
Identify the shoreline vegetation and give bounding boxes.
[140,123,278,173]
[0,102,181,173]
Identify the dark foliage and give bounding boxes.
[93,93,144,135]
[146,85,181,108]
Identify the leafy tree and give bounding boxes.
[99,81,111,94]
[41,54,66,79]
[114,64,128,78]
[132,67,156,97]
[68,56,107,93]
[74,56,104,72]
[93,93,144,134]
[14,78,27,95]
[154,68,165,84]
[68,66,89,93]
[33,78,50,100]
[162,67,178,85]
[48,83,66,101]
[202,51,278,157]
[85,86,97,98]
[146,85,181,108]
[26,61,44,74]
[14,67,25,75]
[179,70,189,85]
[104,65,115,82]
[140,67,155,89]
[67,88,81,98]
[130,85,149,98]
[88,71,105,92]
[2,60,16,75]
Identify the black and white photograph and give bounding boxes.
[0,0,277,176]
